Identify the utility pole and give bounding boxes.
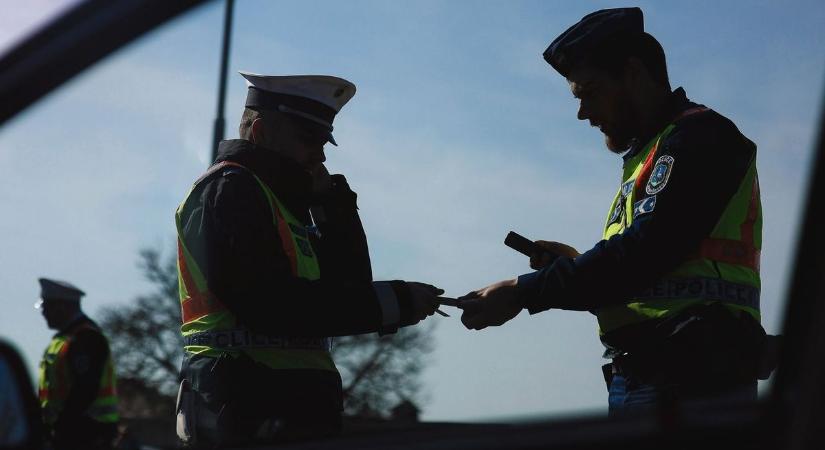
[211,0,235,162]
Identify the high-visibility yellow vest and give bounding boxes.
[37,322,119,425]
[597,108,762,334]
[176,161,337,372]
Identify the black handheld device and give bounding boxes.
[504,231,560,266]
[504,231,543,257]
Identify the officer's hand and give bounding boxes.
[311,163,332,193]
[529,241,580,270]
[458,279,522,330]
[407,282,444,325]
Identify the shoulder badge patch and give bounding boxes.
[633,195,657,219]
[646,155,674,195]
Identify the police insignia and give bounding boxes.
[646,155,674,195]
[608,179,635,226]
[621,179,634,197]
[608,201,623,225]
[633,195,657,219]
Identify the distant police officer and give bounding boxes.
[175,72,443,447]
[460,8,771,414]
[36,278,119,449]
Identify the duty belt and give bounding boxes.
[634,277,760,311]
[184,330,332,351]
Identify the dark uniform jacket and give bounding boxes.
[48,315,116,448]
[517,88,767,383]
[177,139,416,425]
[179,139,417,337]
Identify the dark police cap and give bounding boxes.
[543,7,644,77]
[38,278,85,302]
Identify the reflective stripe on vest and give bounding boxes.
[597,108,762,334]
[633,277,759,308]
[37,323,119,425]
[176,161,335,372]
[184,330,332,351]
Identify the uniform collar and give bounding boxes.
[623,87,696,162]
[57,312,88,335]
[214,139,314,216]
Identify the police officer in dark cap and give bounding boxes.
[36,278,119,449]
[459,8,774,415]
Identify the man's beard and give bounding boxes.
[604,129,633,154]
[602,100,636,154]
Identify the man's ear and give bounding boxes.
[250,117,265,144]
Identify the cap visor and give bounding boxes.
[328,132,338,146]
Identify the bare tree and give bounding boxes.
[99,249,182,396]
[333,326,433,417]
[100,247,434,417]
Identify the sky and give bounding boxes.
[1,0,824,422]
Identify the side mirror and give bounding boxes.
[0,339,42,450]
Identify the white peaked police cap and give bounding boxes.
[239,72,356,146]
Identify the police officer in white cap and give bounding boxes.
[174,73,443,446]
[36,278,119,449]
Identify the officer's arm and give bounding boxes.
[518,112,757,312]
[181,172,415,337]
[56,330,108,425]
